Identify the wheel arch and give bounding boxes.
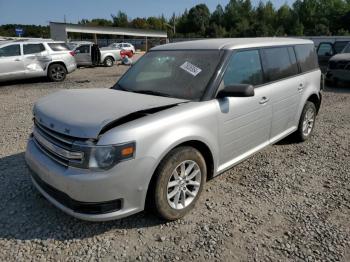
[47,61,67,74]
[307,92,322,114]
[104,55,115,61]
[144,139,215,210]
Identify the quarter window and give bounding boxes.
[23,44,46,55]
[0,44,21,57]
[294,44,319,72]
[261,47,299,82]
[222,50,264,86]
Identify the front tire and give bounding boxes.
[48,64,66,82]
[294,101,317,142]
[104,56,114,67]
[150,146,207,221]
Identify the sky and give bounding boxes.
[0,0,295,26]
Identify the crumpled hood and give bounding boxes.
[33,88,187,138]
[329,53,350,61]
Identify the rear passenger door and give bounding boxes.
[260,46,302,143]
[217,49,273,170]
[23,43,48,77]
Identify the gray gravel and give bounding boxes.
[0,62,349,261]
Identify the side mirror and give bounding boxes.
[217,84,255,98]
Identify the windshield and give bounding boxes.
[342,43,350,53]
[112,50,221,100]
[67,43,78,50]
[334,41,348,54]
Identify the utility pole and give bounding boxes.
[172,14,176,35]
[164,13,176,36]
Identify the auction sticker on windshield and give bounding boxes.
[180,62,202,76]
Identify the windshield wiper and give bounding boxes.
[132,90,171,97]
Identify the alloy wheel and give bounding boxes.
[302,107,315,136]
[167,160,202,210]
[51,66,65,81]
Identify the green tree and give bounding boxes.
[147,17,163,30]
[224,0,253,36]
[187,4,211,37]
[211,4,225,27]
[130,18,148,29]
[111,11,128,27]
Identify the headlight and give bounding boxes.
[88,142,135,171]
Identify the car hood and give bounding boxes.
[33,88,187,139]
[329,53,350,61]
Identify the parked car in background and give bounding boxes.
[68,41,121,67]
[108,42,135,54]
[325,42,350,86]
[26,38,321,222]
[0,40,76,82]
[120,49,134,58]
[317,40,350,72]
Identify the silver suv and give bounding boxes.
[25,38,322,221]
[0,40,76,82]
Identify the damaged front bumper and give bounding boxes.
[25,138,156,221]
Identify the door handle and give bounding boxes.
[259,97,270,104]
[298,83,304,91]
[14,58,21,61]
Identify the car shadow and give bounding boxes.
[0,77,49,87]
[324,84,350,93]
[274,135,297,146]
[0,152,164,241]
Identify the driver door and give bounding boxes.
[75,45,91,66]
[217,49,273,171]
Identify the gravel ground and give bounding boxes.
[0,61,349,261]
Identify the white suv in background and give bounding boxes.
[108,42,135,54]
[0,40,77,82]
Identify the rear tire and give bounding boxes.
[149,146,207,221]
[104,56,114,67]
[294,101,317,142]
[47,64,66,82]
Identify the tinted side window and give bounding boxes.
[77,45,90,54]
[0,44,20,57]
[317,43,333,56]
[333,41,348,54]
[261,47,299,82]
[342,43,350,53]
[222,50,264,86]
[294,44,319,72]
[23,44,45,55]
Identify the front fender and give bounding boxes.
[142,124,219,177]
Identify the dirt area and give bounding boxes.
[0,59,349,261]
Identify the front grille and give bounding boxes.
[33,121,85,167]
[31,172,122,214]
